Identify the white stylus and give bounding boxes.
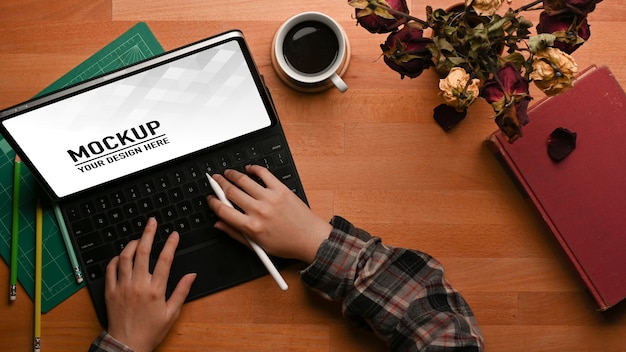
[207,173,288,291]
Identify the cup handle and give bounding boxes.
[330,73,348,93]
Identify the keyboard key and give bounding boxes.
[158,223,175,241]
[255,156,275,170]
[178,201,193,216]
[93,213,109,227]
[153,192,168,207]
[190,212,207,228]
[174,218,191,233]
[156,175,170,190]
[139,181,156,196]
[131,216,147,233]
[274,151,288,166]
[66,206,80,221]
[95,196,110,211]
[107,208,123,223]
[116,221,133,237]
[191,196,209,211]
[162,206,177,221]
[80,201,96,217]
[110,191,125,206]
[202,160,217,174]
[274,166,294,182]
[284,179,299,194]
[167,187,183,202]
[217,154,232,169]
[183,181,199,197]
[76,232,102,251]
[246,145,260,159]
[261,136,284,153]
[198,177,212,193]
[233,150,246,163]
[83,244,115,265]
[138,198,154,212]
[114,239,129,254]
[172,171,185,185]
[102,227,117,242]
[72,218,93,237]
[186,165,200,179]
[86,264,104,281]
[126,186,140,200]
[123,203,139,218]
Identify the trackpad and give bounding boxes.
[166,242,254,300]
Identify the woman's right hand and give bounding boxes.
[207,165,332,263]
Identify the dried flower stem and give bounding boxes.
[368,0,430,28]
[514,0,543,13]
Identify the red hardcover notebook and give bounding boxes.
[487,65,626,310]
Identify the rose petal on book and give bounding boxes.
[547,127,577,161]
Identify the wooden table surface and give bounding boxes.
[1,1,625,351]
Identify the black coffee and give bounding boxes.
[282,20,339,75]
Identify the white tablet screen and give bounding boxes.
[2,39,272,198]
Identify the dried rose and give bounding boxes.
[530,47,578,96]
[439,67,481,111]
[480,63,531,142]
[480,63,530,110]
[349,0,409,33]
[494,103,526,143]
[465,0,504,16]
[380,25,434,78]
[543,0,603,16]
[547,127,577,161]
[536,11,590,54]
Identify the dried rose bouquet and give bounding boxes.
[348,0,602,142]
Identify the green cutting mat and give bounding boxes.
[0,22,164,312]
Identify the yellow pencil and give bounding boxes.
[35,200,42,352]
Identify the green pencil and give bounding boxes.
[53,204,83,284]
[9,154,21,301]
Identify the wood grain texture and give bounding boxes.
[1,1,625,351]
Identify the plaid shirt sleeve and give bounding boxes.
[300,216,484,352]
[88,331,134,352]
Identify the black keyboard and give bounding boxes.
[63,134,303,282]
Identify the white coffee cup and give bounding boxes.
[271,12,350,93]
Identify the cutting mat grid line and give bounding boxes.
[60,34,159,89]
[0,22,164,312]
